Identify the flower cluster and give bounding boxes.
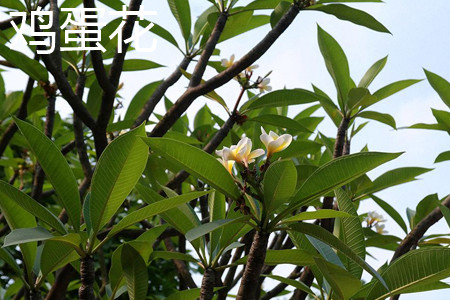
[221,54,272,93]
[364,211,387,234]
[216,127,292,174]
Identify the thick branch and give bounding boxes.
[150,4,301,137]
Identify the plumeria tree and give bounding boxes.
[0,0,449,300]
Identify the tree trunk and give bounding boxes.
[200,268,216,300]
[78,256,95,300]
[236,230,269,300]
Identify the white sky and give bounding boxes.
[1,0,450,299]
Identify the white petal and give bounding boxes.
[274,134,292,152]
[222,148,235,161]
[269,130,279,139]
[260,133,271,149]
[248,149,265,160]
[268,138,285,154]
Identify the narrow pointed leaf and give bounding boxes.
[121,244,148,300]
[373,79,422,102]
[358,111,396,129]
[371,195,408,234]
[358,56,388,88]
[264,160,297,215]
[89,124,148,235]
[167,0,191,41]
[142,138,241,199]
[185,216,249,242]
[280,209,352,224]
[3,227,53,247]
[246,89,320,110]
[14,117,81,230]
[424,69,450,109]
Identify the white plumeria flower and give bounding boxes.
[246,64,259,72]
[375,223,388,234]
[221,54,235,68]
[217,137,264,168]
[217,157,235,174]
[258,78,272,92]
[365,211,386,226]
[260,127,293,158]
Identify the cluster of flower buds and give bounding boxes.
[364,211,387,234]
[221,54,272,92]
[216,127,292,174]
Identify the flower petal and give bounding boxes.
[248,149,265,160]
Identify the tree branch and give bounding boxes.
[0,0,50,30]
[133,56,192,127]
[150,4,301,138]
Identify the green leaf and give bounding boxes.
[14,117,81,230]
[0,180,66,234]
[335,188,365,278]
[314,257,362,300]
[0,44,48,82]
[288,152,402,210]
[262,274,315,297]
[358,111,397,129]
[264,160,297,215]
[270,1,291,28]
[185,216,249,242]
[248,114,312,133]
[0,0,27,11]
[317,25,350,109]
[371,195,408,234]
[125,81,163,120]
[3,227,53,247]
[439,205,450,230]
[167,288,201,300]
[309,4,389,33]
[122,59,164,71]
[246,89,320,110]
[167,0,191,41]
[288,223,388,289]
[414,194,440,227]
[142,138,241,199]
[0,190,37,280]
[0,248,22,278]
[424,69,450,109]
[272,140,323,160]
[435,151,450,163]
[121,244,148,300]
[373,79,422,102]
[245,0,284,10]
[97,0,124,11]
[347,88,377,112]
[366,248,450,299]
[358,56,388,88]
[106,191,211,240]
[432,109,450,132]
[235,249,317,266]
[357,167,432,198]
[280,209,353,224]
[89,124,148,236]
[40,241,79,279]
[150,251,198,263]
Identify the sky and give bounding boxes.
[1,0,450,299]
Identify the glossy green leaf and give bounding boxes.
[432,109,450,132]
[40,241,79,280]
[366,248,450,299]
[185,216,248,242]
[3,227,53,247]
[335,188,365,278]
[439,205,450,230]
[246,89,319,110]
[317,25,350,109]
[122,59,164,71]
[357,167,432,199]
[167,288,201,300]
[264,160,297,215]
[373,79,422,102]
[435,151,450,163]
[424,69,450,109]
[347,88,377,112]
[288,223,388,289]
[358,56,388,88]
[89,124,148,236]
[280,209,353,224]
[106,191,211,240]
[142,138,241,199]
[358,111,397,129]
[122,244,148,300]
[288,152,402,210]
[150,251,198,263]
[245,0,284,10]
[0,248,22,278]
[310,4,389,33]
[314,257,362,300]
[167,0,191,41]
[0,44,48,82]
[0,180,66,234]
[14,117,81,230]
